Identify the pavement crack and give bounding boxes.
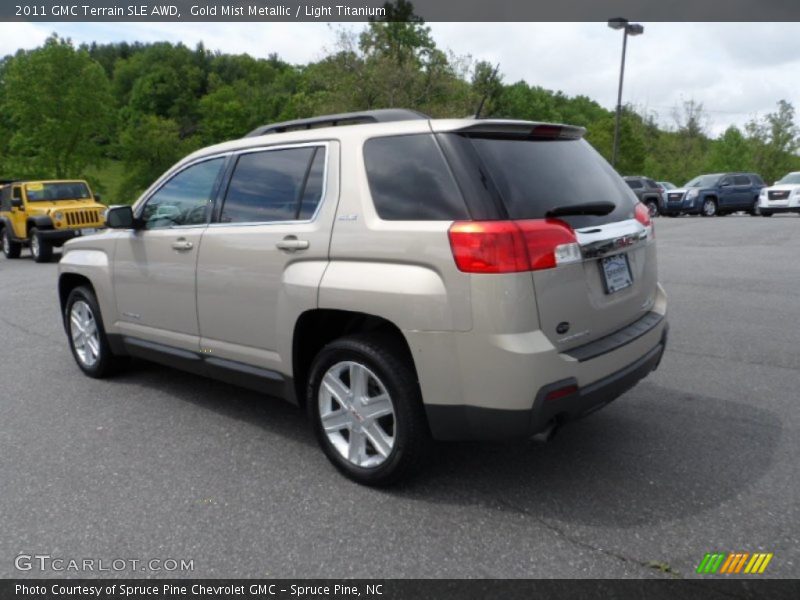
[494,498,683,578]
[0,315,60,342]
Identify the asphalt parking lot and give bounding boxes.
[1,215,798,579]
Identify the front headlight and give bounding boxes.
[793,189,800,196]
[100,208,109,220]
[686,189,699,200]
[760,189,767,198]
[53,211,64,220]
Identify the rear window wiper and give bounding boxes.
[545,201,616,217]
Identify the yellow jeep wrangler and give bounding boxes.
[0,180,107,263]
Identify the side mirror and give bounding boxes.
[105,205,137,229]
[11,198,22,209]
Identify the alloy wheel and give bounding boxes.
[70,300,100,368]
[318,361,396,468]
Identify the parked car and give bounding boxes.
[661,173,766,217]
[658,182,677,191]
[0,179,106,262]
[623,176,662,217]
[757,172,800,217]
[57,109,668,485]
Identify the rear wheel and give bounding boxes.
[307,334,430,486]
[65,286,127,378]
[30,228,53,263]
[2,227,22,259]
[701,198,717,217]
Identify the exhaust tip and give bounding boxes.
[530,421,560,444]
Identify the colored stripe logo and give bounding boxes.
[697,552,773,574]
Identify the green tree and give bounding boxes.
[117,115,199,202]
[746,100,799,183]
[1,35,114,178]
[706,126,751,173]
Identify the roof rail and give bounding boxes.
[244,109,430,137]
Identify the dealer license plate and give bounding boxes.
[601,254,633,294]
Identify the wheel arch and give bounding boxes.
[292,309,416,409]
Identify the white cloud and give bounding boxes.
[1,21,799,135]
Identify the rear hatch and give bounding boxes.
[437,122,658,352]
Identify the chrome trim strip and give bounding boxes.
[575,218,649,259]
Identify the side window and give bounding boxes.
[220,146,323,224]
[141,158,224,230]
[626,179,643,189]
[733,175,750,186]
[645,178,658,188]
[12,187,22,201]
[719,176,732,186]
[364,134,469,220]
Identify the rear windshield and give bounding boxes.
[25,181,92,202]
[457,136,637,227]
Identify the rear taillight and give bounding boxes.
[448,219,581,274]
[634,202,655,238]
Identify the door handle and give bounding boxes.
[276,236,309,251]
[171,238,194,251]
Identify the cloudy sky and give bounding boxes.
[1,21,798,135]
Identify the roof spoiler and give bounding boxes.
[244,109,430,137]
[447,120,586,140]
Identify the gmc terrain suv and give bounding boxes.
[662,172,765,217]
[58,109,669,485]
[623,176,662,217]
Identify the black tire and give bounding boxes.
[761,211,773,217]
[30,228,53,263]
[701,198,717,217]
[2,227,22,259]
[64,286,127,378]
[645,200,659,218]
[750,199,761,216]
[307,334,430,486]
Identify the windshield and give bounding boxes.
[684,175,721,188]
[25,181,92,202]
[777,173,800,185]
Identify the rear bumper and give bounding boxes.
[423,323,668,441]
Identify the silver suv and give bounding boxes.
[58,109,668,485]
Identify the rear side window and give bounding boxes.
[364,134,468,220]
[221,146,324,224]
[458,136,636,227]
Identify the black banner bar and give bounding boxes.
[3,580,800,600]
[3,0,800,22]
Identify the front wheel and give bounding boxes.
[307,334,430,486]
[2,228,22,259]
[701,198,717,217]
[645,200,659,218]
[30,228,53,263]
[750,199,762,216]
[65,286,127,378]
[761,211,773,217]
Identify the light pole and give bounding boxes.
[608,17,644,168]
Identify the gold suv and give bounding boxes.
[0,179,106,263]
